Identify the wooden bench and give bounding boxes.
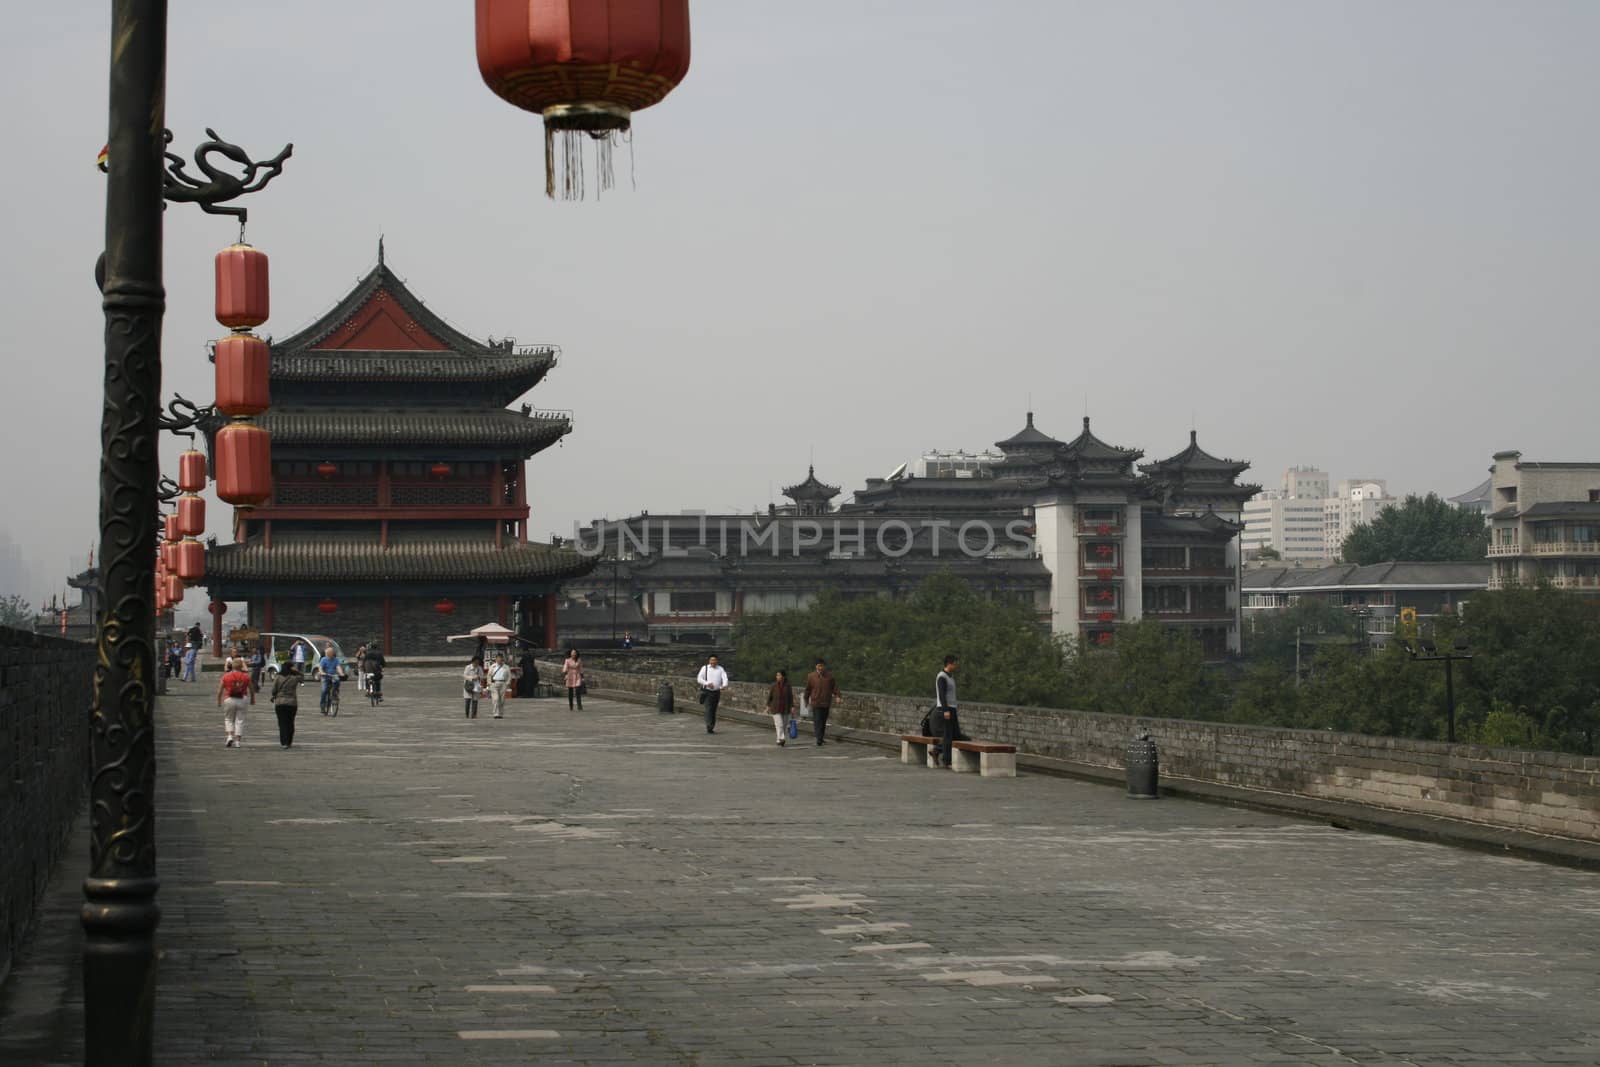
[899,735,1018,778]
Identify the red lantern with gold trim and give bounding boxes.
[214,332,270,416]
[177,448,208,493]
[164,514,182,543]
[165,574,185,604]
[475,0,691,198]
[173,539,205,582]
[215,243,269,330]
[215,421,272,505]
[160,541,178,571]
[177,493,205,537]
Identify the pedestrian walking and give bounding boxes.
[248,642,267,693]
[462,656,484,718]
[803,659,842,746]
[562,648,585,711]
[182,642,198,682]
[217,659,255,747]
[518,653,539,698]
[931,654,961,768]
[187,621,203,650]
[767,669,796,746]
[270,663,302,747]
[696,654,730,734]
[488,653,512,718]
[353,643,368,692]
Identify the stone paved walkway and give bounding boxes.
[3,670,1600,1065]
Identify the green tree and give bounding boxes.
[1066,619,1220,721]
[731,571,1071,708]
[0,594,32,629]
[1340,493,1489,564]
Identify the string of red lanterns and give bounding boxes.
[213,243,273,507]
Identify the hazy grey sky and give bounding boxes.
[3,2,1597,608]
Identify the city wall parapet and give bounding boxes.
[545,661,1600,845]
[1,627,94,983]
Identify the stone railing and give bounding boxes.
[546,660,1600,844]
[1,626,95,983]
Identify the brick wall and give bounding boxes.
[1,627,94,983]
[552,662,1600,844]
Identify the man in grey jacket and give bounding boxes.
[932,655,960,768]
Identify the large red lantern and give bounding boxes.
[214,332,270,417]
[164,514,181,543]
[173,539,205,582]
[215,243,269,330]
[165,574,185,604]
[434,598,456,615]
[177,448,208,493]
[160,541,178,571]
[177,493,206,537]
[317,598,338,615]
[215,421,272,505]
[475,0,690,198]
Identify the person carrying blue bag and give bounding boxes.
[767,669,796,747]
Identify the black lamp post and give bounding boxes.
[1404,634,1473,744]
[90,3,288,1062]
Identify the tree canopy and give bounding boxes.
[1340,492,1489,564]
[0,594,31,629]
[731,570,1071,707]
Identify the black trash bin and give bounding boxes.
[656,680,675,714]
[1126,731,1159,799]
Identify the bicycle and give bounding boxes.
[365,671,382,708]
[319,676,341,717]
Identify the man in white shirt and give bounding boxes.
[489,653,513,719]
[696,654,730,734]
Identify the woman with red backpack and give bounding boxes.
[217,660,256,748]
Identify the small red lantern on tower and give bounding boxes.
[476,0,691,198]
[316,462,338,479]
[214,332,270,416]
[429,463,452,479]
[433,598,456,615]
[215,244,270,330]
[215,422,272,506]
[177,448,208,493]
[317,598,338,615]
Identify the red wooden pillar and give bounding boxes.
[382,596,393,655]
[543,594,557,650]
[263,597,275,632]
[515,462,528,543]
[497,595,510,627]
[210,598,224,656]
[378,461,391,506]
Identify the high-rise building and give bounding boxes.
[1323,479,1394,560]
[1242,467,1330,561]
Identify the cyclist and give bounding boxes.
[362,640,386,704]
[314,643,343,715]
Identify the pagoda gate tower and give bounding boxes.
[203,249,594,654]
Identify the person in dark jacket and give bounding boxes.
[767,669,795,746]
[932,655,960,767]
[270,664,303,748]
[803,660,842,746]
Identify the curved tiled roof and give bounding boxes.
[995,412,1061,451]
[1061,417,1142,462]
[258,408,570,451]
[782,466,841,500]
[271,348,557,384]
[1141,430,1251,477]
[206,541,595,583]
